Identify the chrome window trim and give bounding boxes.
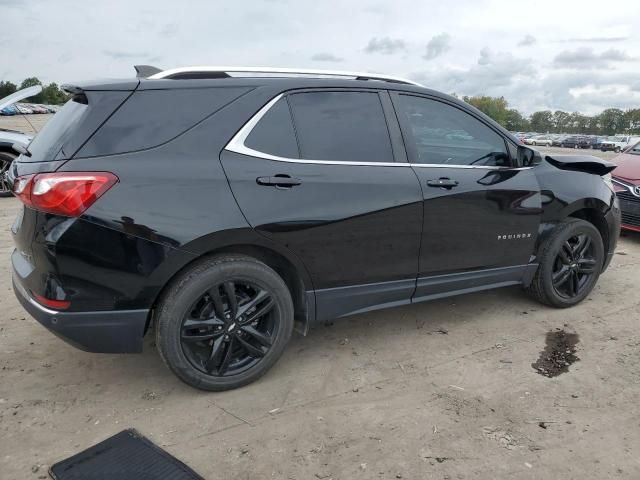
[150,66,422,86]
[224,93,532,171]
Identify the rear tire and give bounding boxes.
[0,151,15,197]
[155,255,294,391]
[526,219,604,308]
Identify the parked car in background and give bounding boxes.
[1,105,18,116]
[601,136,640,153]
[589,136,606,149]
[562,135,591,149]
[524,135,552,147]
[0,86,42,196]
[14,104,33,114]
[611,142,640,232]
[552,135,568,147]
[8,66,620,391]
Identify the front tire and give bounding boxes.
[0,151,16,197]
[155,255,294,391]
[526,219,604,308]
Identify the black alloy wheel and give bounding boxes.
[181,280,278,376]
[155,255,294,391]
[551,233,598,299]
[526,218,604,308]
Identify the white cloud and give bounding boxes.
[423,33,451,60]
[2,0,640,114]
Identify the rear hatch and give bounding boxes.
[9,80,138,285]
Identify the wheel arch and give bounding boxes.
[146,234,315,337]
[534,199,611,268]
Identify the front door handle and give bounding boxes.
[426,178,459,189]
[256,175,302,188]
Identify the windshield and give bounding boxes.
[629,142,640,155]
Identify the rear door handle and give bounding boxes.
[426,178,459,189]
[256,175,302,188]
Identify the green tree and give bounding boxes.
[552,110,570,133]
[622,109,640,134]
[529,110,554,133]
[504,108,529,131]
[18,77,44,103]
[0,80,17,98]
[599,108,625,135]
[566,112,589,134]
[40,83,69,105]
[462,95,510,126]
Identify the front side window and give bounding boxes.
[394,94,510,166]
[287,91,394,162]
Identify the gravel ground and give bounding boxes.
[1,117,639,479]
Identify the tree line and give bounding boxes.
[460,95,640,136]
[2,77,639,134]
[0,77,70,105]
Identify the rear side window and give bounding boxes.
[77,87,251,158]
[394,94,510,166]
[245,98,299,158]
[288,91,393,162]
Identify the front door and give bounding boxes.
[390,92,542,299]
[221,90,423,320]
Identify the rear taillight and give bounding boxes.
[32,292,71,310]
[13,172,118,217]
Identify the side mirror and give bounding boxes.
[517,145,542,167]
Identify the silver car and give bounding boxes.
[0,86,42,196]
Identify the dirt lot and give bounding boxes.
[0,114,51,135]
[1,118,639,479]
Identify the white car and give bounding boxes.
[524,135,553,147]
[601,136,640,153]
[0,86,42,197]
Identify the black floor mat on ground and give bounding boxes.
[50,429,204,480]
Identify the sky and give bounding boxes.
[1,0,639,115]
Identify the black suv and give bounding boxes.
[8,67,621,391]
[562,135,591,149]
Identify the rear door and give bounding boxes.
[221,89,423,321]
[390,92,542,299]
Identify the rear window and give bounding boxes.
[20,91,131,163]
[21,98,87,162]
[287,91,393,162]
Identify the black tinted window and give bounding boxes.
[288,91,393,162]
[395,95,509,166]
[245,98,299,158]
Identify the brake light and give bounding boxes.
[13,172,118,217]
[32,292,71,310]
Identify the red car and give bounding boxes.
[612,142,640,232]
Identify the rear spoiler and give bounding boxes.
[545,155,616,176]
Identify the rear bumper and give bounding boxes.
[13,275,148,353]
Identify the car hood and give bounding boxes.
[0,85,43,111]
[612,153,640,182]
[0,128,32,146]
